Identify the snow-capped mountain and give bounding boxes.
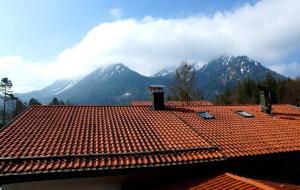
[197,55,285,98]
[53,63,167,104]
[16,79,75,103]
[17,64,151,104]
[152,67,175,77]
[152,55,285,98]
[17,56,285,104]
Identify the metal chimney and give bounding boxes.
[149,85,165,110]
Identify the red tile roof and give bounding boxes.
[0,104,299,178]
[0,106,223,176]
[131,101,213,106]
[173,173,300,190]
[176,105,300,157]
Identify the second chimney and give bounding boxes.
[149,85,165,110]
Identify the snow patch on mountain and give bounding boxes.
[54,78,81,95]
[96,63,128,80]
[221,55,233,66]
[122,92,131,97]
[240,68,244,74]
[152,67,175,77]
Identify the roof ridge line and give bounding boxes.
[225,173,276,190]
[29,105,143,107]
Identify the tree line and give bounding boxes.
[214,73,300,106]
[166,61,300,107]
[0,77,68,127]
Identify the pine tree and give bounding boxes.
[28,98,42,106]
[214,74,300,106]
[49,97,59,105]
[14,99,26,117]
[49,97,65,105]
[264,72,278,103]
[283,77,300,105]
[236,81,245,104]
[0,77,13,126]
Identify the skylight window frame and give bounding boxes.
[235,110,254,118]
[197,111,215,120]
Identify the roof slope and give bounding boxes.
[0,104,299,180]
[180,173,300,190]
[175,105,300,157]
[0,106,223,177]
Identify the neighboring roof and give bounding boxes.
[171,173,300,190]
[0,104,299,181]
[131,101,213,106]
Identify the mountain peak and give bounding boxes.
[94,63,131,80]
[107,63,128,69]
[152,67,175,77]
[212,55,261,68]
[198,55,284,98]
[219,55,234,65]
[101,63,129,72]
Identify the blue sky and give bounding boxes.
[0,0,257,59]
[0,0,299,92]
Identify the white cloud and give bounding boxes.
[109,7,123,20]
[0,56,46,92]
[1,0,300,93]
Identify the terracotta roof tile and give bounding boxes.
[0,104,299,177]
[175,105,300,157]
[0,105,223,175]
[131,101,213,106]
[184,173,300,190]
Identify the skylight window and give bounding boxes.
[236,111,254,118]
[197,112,215,119]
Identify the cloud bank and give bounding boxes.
[1,0,300,92]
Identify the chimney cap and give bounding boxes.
[149,85,165,110]
[149,85,165,92]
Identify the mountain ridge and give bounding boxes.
[17,55,285,104]
[196,55,285,97]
